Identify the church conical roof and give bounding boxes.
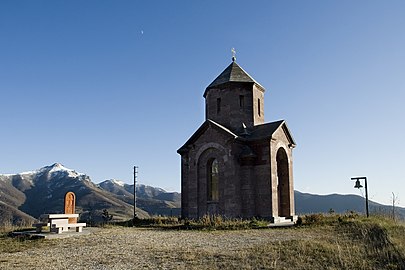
[205,61,264,91]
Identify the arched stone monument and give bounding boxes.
[64,191,77,223]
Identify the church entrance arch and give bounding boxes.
[276,147,290,217]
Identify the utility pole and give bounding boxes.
[133,166,138,219]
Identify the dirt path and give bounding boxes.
[0,227,320,270]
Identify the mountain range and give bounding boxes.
[0,163,180,226]
[295,191,405,219]
[0,163,403,226]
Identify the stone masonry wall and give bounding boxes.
[205,83,264,130]
[180,124,241,218]
[270,127,295,218]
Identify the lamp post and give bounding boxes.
[351,176,369,218]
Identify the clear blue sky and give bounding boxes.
[1,1,404,207]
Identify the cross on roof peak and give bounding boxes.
[231,48,236,62]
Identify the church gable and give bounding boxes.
[242,120,295,147]
[177,120,237,155]
[272,122,296,147]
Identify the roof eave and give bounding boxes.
[204,81,264,98]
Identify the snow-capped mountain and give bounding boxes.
[1,163,89,183]
[0,163,181,226]
[0,163,149,225]
[98,179,132,196]
[98,180,181,216]
[99,179,169,198]
[37,163,89,180]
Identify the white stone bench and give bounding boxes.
[50,219,86,234]
[33,214,86,234]
[50,218,69,233]
[65,223,87,233]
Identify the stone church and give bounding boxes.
[177,57,297,223]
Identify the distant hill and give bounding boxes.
[0,201,35,226]
[295,191,405,219]
[99,180,181,217]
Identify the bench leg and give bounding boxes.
[76,226,83,233]
[51,227,63,234]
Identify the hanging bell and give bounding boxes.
[354,179,363,189]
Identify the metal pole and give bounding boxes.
[133,166,138,219]
[351,176,369,218]
[364,177,369,218]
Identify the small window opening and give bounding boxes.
[208,159,219,201]
[239,95,244,109]
[258,98,261,116]
[217,98,221,114]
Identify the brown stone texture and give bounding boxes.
[64,191,77,223]
[205,83,264,129]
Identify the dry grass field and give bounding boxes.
[1,215,404,270]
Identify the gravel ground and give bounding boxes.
[0,227,320,270]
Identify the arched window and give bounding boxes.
[207,159,219,201]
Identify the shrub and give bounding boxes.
[296,216,303,226]
[303,213,324,225]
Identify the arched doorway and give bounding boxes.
[276,148,290,217]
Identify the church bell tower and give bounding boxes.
[203,57,265,131]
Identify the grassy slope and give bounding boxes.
[1,214,404,270]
